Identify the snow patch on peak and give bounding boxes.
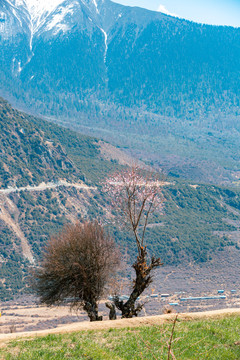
[24,0,64,31]
[45,4,75,34]
[18,61,23,73]
[24,0,64,17]
[82,0,103,15]
[99,27,107,63]
[6,0,25,7]
[93,0,99,14]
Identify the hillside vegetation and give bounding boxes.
[0,97,115,188]
[0,99,240,301]
[1,0,240,182]
[0,97,119,299]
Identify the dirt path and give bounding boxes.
[0,180,95,195]
[0,308,239,345]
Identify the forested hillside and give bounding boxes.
[0,97,120,299]
[1,0,240,183]
[0,99,240,301]
[0,97,116,188]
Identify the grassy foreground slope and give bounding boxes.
[1,315,240,359]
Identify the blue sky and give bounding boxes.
[113,0,240,27]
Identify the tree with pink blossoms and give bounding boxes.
[104,165,165,318]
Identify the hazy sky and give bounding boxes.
[113,0,240,27]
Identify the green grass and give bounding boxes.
[1,315,240,359]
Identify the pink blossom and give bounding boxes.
[103,165,165,254]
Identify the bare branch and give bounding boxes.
[103,165,165,318]
[141,197,154,245]
[167,314,178,360]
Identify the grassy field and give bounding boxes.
[0,315,239,359]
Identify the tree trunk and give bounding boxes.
[106,302,117,320]
[84,301,102,321]
[120,271,147,318]
[114,250,162,318]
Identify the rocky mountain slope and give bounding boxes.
[0,98,240,301]
[0,96,116,188]
[0,97,122,299]
[1,0,240,183]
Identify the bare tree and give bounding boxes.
[104,165,164,318]
[32,221,119,321]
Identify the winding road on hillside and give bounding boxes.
[0,180,96,263]
[0,178,171,262]
[0,180,95,195]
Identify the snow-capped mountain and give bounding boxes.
[24,0,65,28]
[0,0,162,95]
[1,0,240,185]
[0,0,132,78]
[1,0,105,50]
[1,0,240,116]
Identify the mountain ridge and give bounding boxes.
[1,0,240,184]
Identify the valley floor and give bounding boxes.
[0,247,239,335]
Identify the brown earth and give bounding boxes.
[0,247,239,339]
[0,308,239,346]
